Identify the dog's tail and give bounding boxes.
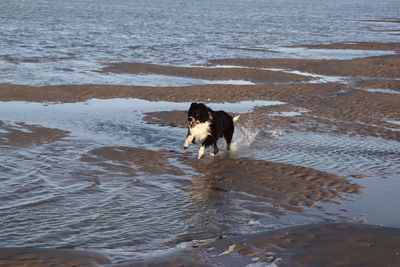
[233,115,240,123]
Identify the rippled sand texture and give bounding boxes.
[0,248,111,267]
[131,223,400,267]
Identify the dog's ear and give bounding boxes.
[190,102,197,108]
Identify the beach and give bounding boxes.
[1,0,400,266]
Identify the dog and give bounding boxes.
[183,102,239,159]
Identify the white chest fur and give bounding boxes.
[190,122,211,142]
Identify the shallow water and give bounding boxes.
[1,99,399,260]
[0,99,293,258]
[236,127,400,226]
[1,0,399,85]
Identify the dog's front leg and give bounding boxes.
[198,145,206,159]
[183,130,195,149]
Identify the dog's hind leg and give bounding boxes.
[210,142,219,157]
[225,133,233,151]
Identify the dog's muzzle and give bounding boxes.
[188,117,199,128]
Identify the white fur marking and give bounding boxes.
[198,146,206,159]
[189,121,211,143]
[183,134,194,148]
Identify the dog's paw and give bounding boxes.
[183,145,188,149]
[209,152,215,157]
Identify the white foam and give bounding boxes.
[219,244,236,256]
[385,119,400,126]
[365,88,400,94]
[208,79,255,85]
[231,120,284,155]
[231,125,262,153]
[263,68,347,84]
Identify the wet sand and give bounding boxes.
[182,156,361,212]
[81,146,361,213]
[204,222,400,267]
[117,223,400,267]
[211,54,400,78]
[102,62,312,83]
[0,247,111,267]
[144,110,188,128]
[0,83,340,103]
[0,121,69,147]
[83,146,186,176]
[2,223,399,267]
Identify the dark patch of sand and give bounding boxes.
[0,121,69,147]
[102,62,311,83]
[83,146,186,176]
[181,157,361,212]
[205,222,400,267]
[0,247,111,267]
[122,223,400,267]
[0,83,340,103]
[144,110,188,128]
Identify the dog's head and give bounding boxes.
[187,102,210,127]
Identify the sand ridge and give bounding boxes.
[81,146,362,213]
[82,146,186,176]
[102,62,312,83]
[181,156,362,212]
[1,223,399,266]
[0,121,69,147]
[118,223,400,267]
[0,247,111,267]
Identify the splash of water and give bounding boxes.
[231,120,284,155]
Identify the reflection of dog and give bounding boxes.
[183,102,239,159]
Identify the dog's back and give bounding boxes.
[212,110,234,138]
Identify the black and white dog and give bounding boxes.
[183,102,239,159]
